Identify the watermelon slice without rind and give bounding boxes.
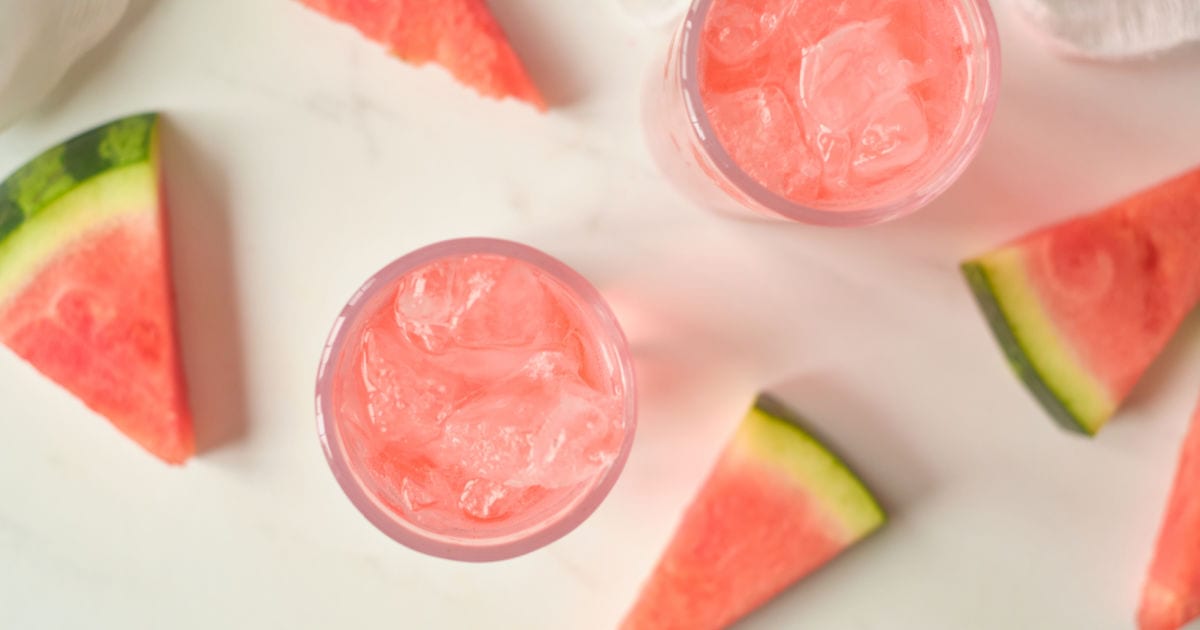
[0,113,194,464]
[963,167,1200,435]
[1139,396,1200,630]
[621,396,885,630]
[298,0,546,111]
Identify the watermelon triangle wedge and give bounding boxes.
[0,113,194,465]
[298,0,547,111]
[621,396,885,630]
[962,167,1200,435]
[1139,395,1200,630]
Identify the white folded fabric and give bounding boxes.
[619,0,1200,61]
[0,0,129,131]
[1015,0,1200,59]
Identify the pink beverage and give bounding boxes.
[315,239,636,561]
[645,0,1000,226]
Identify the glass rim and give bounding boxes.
[314,237,638,562]
[678,0,1004,226]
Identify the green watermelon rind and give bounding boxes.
[961,257,1114,436]
[742,396,886,538]
[0,114,159,304]
[0,112,192,464]
[0,113,156,232]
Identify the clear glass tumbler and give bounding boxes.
[644,0,1002,227]
[315,238,637,561]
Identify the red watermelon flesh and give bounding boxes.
[1139,397,1200,630]
[621,398,885,630]
[0,114,193,464]
[963,167,1200,435]
[299,0,546,110]
[301,0,400,41]
[1025,169,1200,401]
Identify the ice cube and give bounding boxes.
[708,84,821,200]
[426,341,582,391]
[704,0,798,66]
[430,351,600,484]
[399,476,436,512]
[392,257,578,384]
[814,128,853,193]
[511,378,622,489]
[392,264,459,354]
[392,256,502,354]
[799,18,914,133]
[434,389,538,482]
[432,346,531,387]
[368,450,451,516]
[458,478,516,521]
[358,328,457,446]
[520,351,582,382]
[851,92,930,183]
[798,17,933,190]
[559,329,612,393]
[452,260,569,350]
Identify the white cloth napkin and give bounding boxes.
[0,0,129,131]
[1016,0,1200,59]
[617,0,1200,60]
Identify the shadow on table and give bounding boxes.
[490,0,590,108]
[763,373,936,517]
[1123,309,1200,421]
[160,118,251,456]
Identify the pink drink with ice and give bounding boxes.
[316,240,635,560]
[646,0,999,225]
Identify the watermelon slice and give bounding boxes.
[1139,396,1200,630]
[621,396,885,630]
[298,0,546,111]
[0,113,194,464]
[962,167,1200,435]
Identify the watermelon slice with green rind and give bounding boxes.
[0,113,194,464]
[298,0,546,110]
[621,395,885,630]
[1139,396,1200,630]
[963,167,1200,435]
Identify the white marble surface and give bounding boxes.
[1,1,1200,628]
